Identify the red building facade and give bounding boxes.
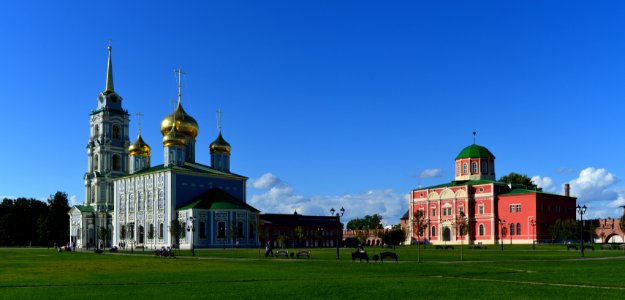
[408,144,576,245]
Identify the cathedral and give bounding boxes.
[68,47,260,249]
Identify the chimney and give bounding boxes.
[564,183,570,197]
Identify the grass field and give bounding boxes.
[1,245,624,299]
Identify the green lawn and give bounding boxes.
[1,246,624,299]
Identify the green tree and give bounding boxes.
[45,192,70,245]
[169,220,183,248]
[346,214,384,230]
[294,226,305,248]
[498,172,539,189]
[620,213,625,239]
[549,219,578,242]
[97,226,108,249]
[378,225,406,246]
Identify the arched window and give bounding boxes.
[463,163,468,174]
[516,223,521,236]
[94,125,100,137]
[112,154,120,171]
[481,160,488,174]
[159,223,164,239]
[94,155,99,171]
[200,222,206,238]
[479,224,485,236]
[510,223,515,236]
[218,222,226,238]
[431,226,436,237]
[237,222,244,238]
[471,162,478,174]
[112,125,120,139]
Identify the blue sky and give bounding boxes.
[1,1,625,224]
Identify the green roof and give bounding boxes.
[178,189,260,212]
[73,205,95,213]
[455,144,495,159]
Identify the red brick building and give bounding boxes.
[408,144,576,245]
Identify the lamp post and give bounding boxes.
[330,207,345,260]
[530,219,536,250]
[577,205,587,257]
[499,219,506,251]
[187,216,196,256]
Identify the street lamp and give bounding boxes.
[530,219,537,250]
[187,216,196,256]
[577,205,587,257]
[330,207,345,260]
[499,219,506,251]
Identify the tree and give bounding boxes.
[98,226,108,249]
[294,226,305,248]
[620,212,625,241]
[456,212,468,261]
[412,210,426,262]
[549,219,578,242]
[45,192,70,246]
[498,172,539,189]
[169,220,183,248]
[378,225,406,246]
[346,214,384,230]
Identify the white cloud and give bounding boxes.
[249,173,282,189]
[69,195,78,206]
[248,173,407,225]
[568,167,618,202]
[531,176,555,192]
[419,168,443,178]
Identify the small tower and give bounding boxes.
[159,69,198,163]
[128,113,151,173]
[210,110,231,172]
[454,144,496,181]
[85,45,130,211]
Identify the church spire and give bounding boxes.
[104,46,114,94]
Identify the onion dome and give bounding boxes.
[128,134,151,156]
[160,101,199,139]
[162,125,188,147]
[209,132,231,154]
[455,144,495,160]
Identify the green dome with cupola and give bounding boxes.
[455,144,496,160]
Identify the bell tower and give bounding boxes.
[84,46,130,211]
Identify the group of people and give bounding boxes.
[264,241,367,257]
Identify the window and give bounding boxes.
[181,223,186,238]
[159,223,163,239]
[149,224,154,239]
[431,208,436,217]
[479,224,485,236]
[94,155,99,171]
[431,226,436,237]
[510,205,515,213]
[113,155,120,171]
[463,163,468,174]
[481,160,488,174]
[237,222,244,238]
[457,163,460,176]
[516,223,521,236]
[112,125,120,139]
[478,205,484,215]
[459,207,464,215]
[471,162,478,174]
[249,224,255,239]
[218,222,226,238]
[447,208,452,215]
[94,125,99,137]
[516,204,521,213]
[200,222,206,238]
[509,223,515,236]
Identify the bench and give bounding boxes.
[351,251,369,262]
[566,244,578,251]
[296,250,311,259]
[469,244,487,250]
[601,244,611,250]
[275,250,289,258]
[435,245,454,250]
[379,252,398,262]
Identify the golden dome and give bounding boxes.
[209,132,231,154]
[162,126,188,147]
[160,101,199,139]
[129,134,151,156]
